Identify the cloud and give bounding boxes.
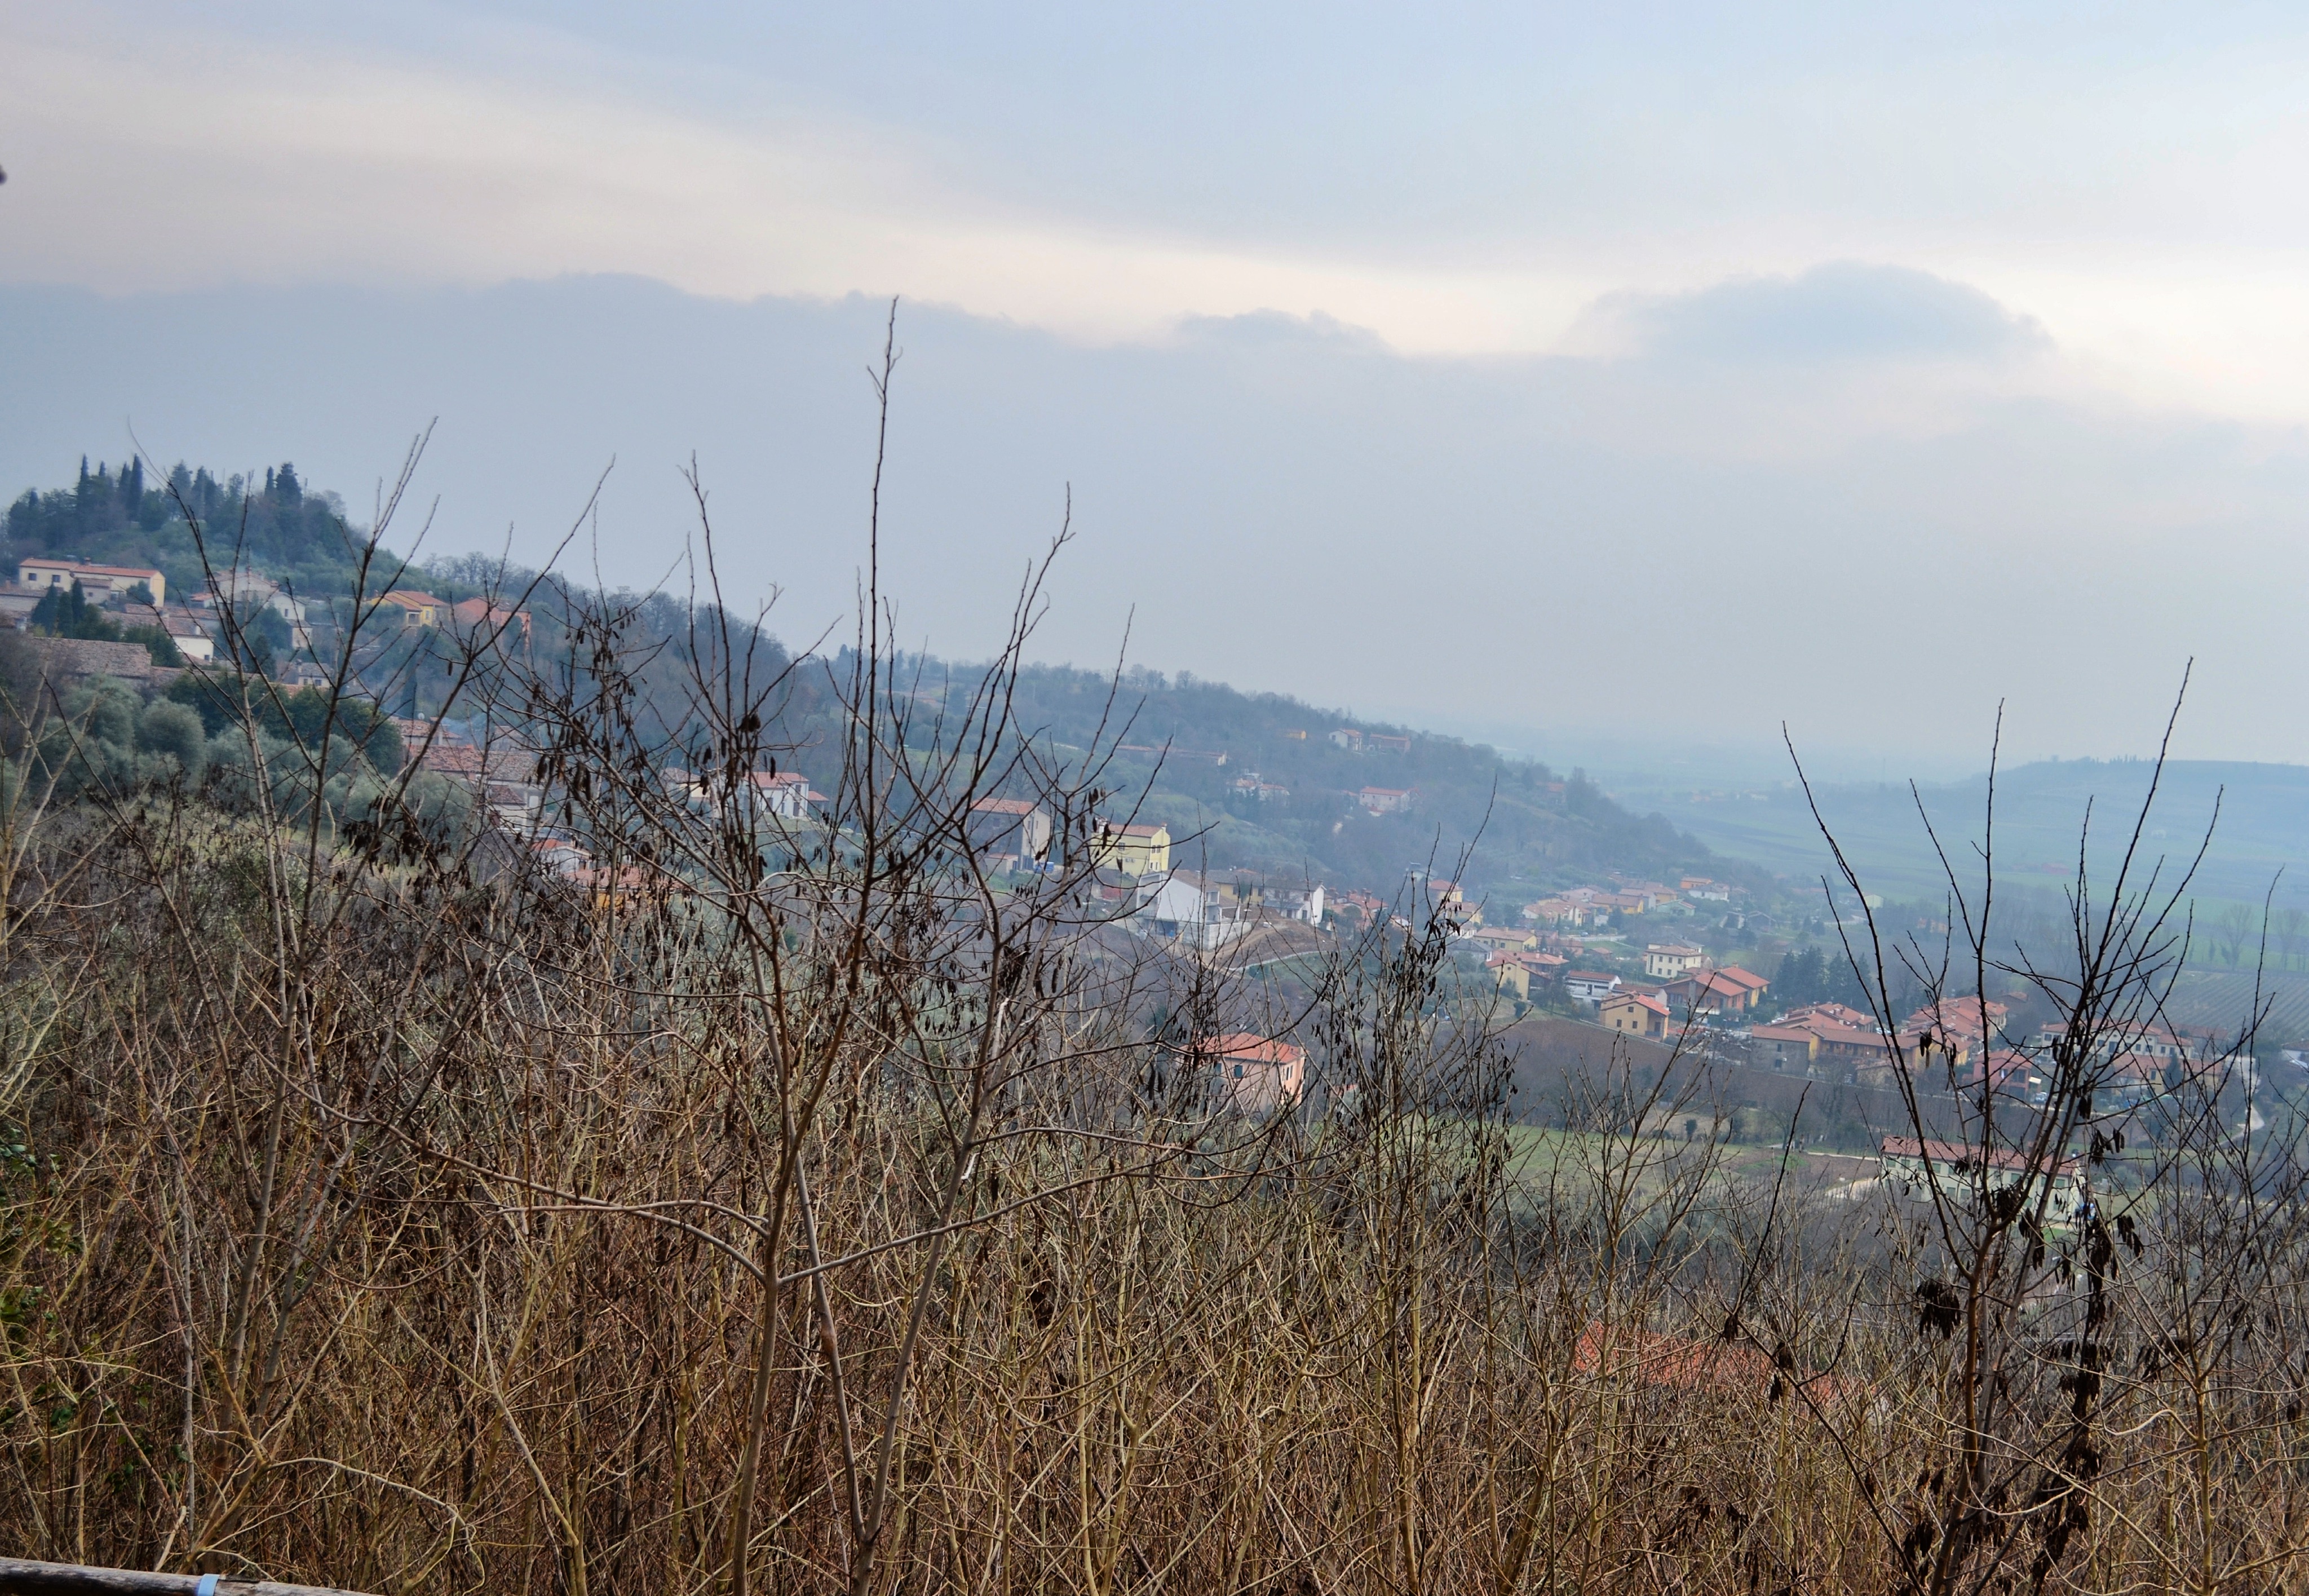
[6,274,2304,772]
[1573,263,2053,366]
[1171,309,1393,353]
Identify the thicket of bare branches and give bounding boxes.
[0,387,2302,1593]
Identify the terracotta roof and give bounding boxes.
[1713,966,1769,991]
[452,596,528,627]
[1750,1025,1818,1045]
[1605,992,1671,1018]
[1200,1032,1306,1066]
[1573,1321,1851,1404]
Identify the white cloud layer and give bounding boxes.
[7,3,2309,419]
[2,276,2301,769]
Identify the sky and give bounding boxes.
[5,1,2309,772]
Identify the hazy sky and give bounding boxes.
[5,2,2309,768]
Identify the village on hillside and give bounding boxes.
[1,519,2269,1136]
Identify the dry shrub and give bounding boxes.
[0,436,2302,1595]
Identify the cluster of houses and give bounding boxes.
[1,556,530,676]
[1521,875,1737,930]
[5,556,218,664]
[963,799,1331,953]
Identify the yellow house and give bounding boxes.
[1093,820,1170,877]
[374,590,446,628]
[1600,991,1671,1041]
[20,558,166,605]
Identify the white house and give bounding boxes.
[1879,1137,2086,1220]
[1563,971,1622,1004]
[750,771,825,819]
[1133,869,1252,950]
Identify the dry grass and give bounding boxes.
[0,437,2302,1594]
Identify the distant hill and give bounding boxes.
[4,456,1742,910]
[921,660,1746,907]
[1625,755,2309,922]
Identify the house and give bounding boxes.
[1901,996,2011,1068]
[1132,869,1273,950]
[1563,971,1622,1004]
[1466,926,1538,955]
[1330,888,1387,929]
[1810,1020,1891,1067]
[160,612,214,663]
[1282,728,1307,740]
[1684,879,1733,901]
[1249,876,1326,925]
[19,558,165,605]
[374,590,448,629]
[450,596,533,643]
[1781,1002,1878,1031]
[214,570,311,645]
[1749,1024,1820,1070]
[1198,1033,1308,1114]
[1643,944,1709,980]
[120,601,218,664]
[1713,966,1770,1006]
[1664,966,1770,1017]
[1329,728,1363,749]
[1523,896,1597,928]
[750,771,826,819]
[1493,950,1569,1003]
[2031,1018,2190,1067]
[1197,869,1326,926]
[1600,990,1673,1040]
[1229,772,1290,802]
[1489,952,1533,1002]
[968,797,1052,865]
[1368,733,1410,754]
[1356,786,1413,815]
[1092,819,1170,877]
[1879,1137,2085,1220]
[1135,868,1219,941]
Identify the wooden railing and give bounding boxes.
[0,1560,373,1595]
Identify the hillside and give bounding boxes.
[920,660,1745,908]
[5,457,1745,913]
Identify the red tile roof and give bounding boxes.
[1202,1032,1306,1066]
